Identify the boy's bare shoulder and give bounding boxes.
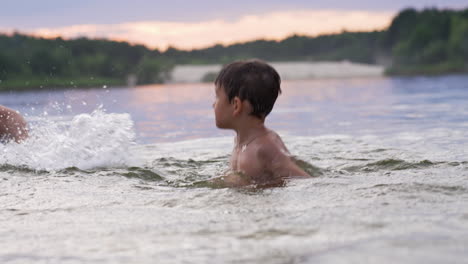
[255,131,290,162]
[255,131,311,178]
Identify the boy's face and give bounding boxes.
[213,85,233,129]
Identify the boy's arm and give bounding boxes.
[258,144,310,178]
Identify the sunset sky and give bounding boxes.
[1,0,466,50]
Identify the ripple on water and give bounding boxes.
[342,159,440,173]
[359,183,467,196]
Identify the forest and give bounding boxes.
[0,7,467,90]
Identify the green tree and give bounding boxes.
[448,15,468,62]
[136,56,173,84]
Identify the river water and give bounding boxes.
[1,75,468,263]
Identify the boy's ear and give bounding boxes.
[232,97,242,116]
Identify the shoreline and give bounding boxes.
[1,61,467,91]
[169,61,386,83]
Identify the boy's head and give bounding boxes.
[214,59,281,120]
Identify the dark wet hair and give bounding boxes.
[215,59,281,119]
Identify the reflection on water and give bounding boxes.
[1,75,468,144]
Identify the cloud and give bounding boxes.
[21,9,394,50]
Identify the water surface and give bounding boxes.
[1,75,467,263]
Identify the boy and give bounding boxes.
[0,105,28,143]
[212,60,310,187]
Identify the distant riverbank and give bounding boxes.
[170,61,385,83]
[2,60,466,91]
[1,61,385,90]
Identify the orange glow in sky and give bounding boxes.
[23,9,394,50]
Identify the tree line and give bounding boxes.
[0,7,467,90]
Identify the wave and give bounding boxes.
[0,109,139,171]
[359,182,467,196]
[342,159,441,172]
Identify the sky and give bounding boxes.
[1,0,466,50]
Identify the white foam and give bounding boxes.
[0,109,139,171]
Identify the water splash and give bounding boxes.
[0,109,138,171]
